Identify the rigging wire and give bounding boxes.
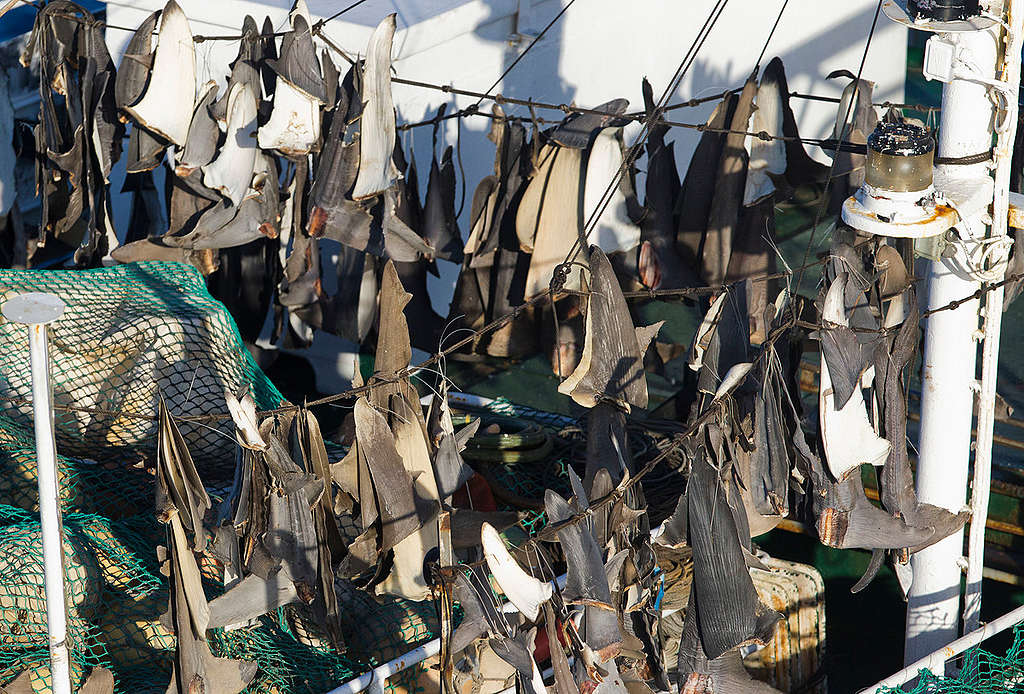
[556,0,733,284]
[792,0,885,297]
[14,0,996,425]
[474,0,580,108]
[755,0,790,71]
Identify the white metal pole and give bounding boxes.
[2,293,71,694]
[905,27,998,666]
[964,0,1024,635]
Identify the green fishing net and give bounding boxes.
[0,262,436,693]
[0,262,576,693]
[0,262,283,474]
[876,624,1024,693]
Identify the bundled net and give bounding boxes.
[0,262,439,693]
[0,262,283,473]
[876,624,1024,693]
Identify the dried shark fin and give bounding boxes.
[124,0,196,146]
[640,79,698,290]
[308,72,375,250]
[743,62,787,206]
[110,237,218,274]
[394,256,445,353]
[206,568,299,629]
[559,246,662,411]
[353,397,421,550]
[762,57,828,190]
[545,490,621,662]
[290,407,347,648]
[175,81,219,177]
[677,95,733,269]
[266,14,325,103]
[120,169,165,243]
[352,14,399,199]
[115,10,160,113]
[125,124,168,174]
[550,98,630,149]
[703,73,757,285]
[211,16,261,121]
[875,288,970,556]
[687,445,781,660]
[451,569,502,653]
[584,403,630,494]
[164,517,257,694]
[224,388,266,451]
[423,137,465,264]
[156,399,211,551]
[157,404,255,692]
[257,419,323,593]
[543,602,578,694]
[434,427,476,503]
[375,259,414,373]
[584,126,641,255]
[482,522,552,621]
[489,635,535,680]
[202,81,258,206]
[652,490,687,549]
[258,14,323,156]
[169,153,278,249]
[815,470,934,550]
[520,144,587,296]
[375,388,442,601]
[826,72,877,211]
[676,594,784,694]
[819,274,890,479]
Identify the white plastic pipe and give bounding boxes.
[1,293,70,694]
[905,27,997,666]
[964,0,1024,635]
[864,602,1024,692]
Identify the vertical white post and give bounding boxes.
[964,0,1024,634]
[2,293,71,694]
[905,27,998,665]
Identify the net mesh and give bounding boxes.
[0,262,574,693]
[0,262,283,475]
[876,624,1024,693]
[0,263,440,693]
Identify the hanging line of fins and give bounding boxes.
[13,0,937,358]
[129,242,969,694]
[10,2,976,694]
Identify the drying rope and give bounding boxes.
[4,225,1017,424]
[439,306,800,577]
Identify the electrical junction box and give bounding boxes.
[923,35,958,82]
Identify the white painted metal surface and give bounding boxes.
[1,293,71,694]
[905,26,998,666]
[864,602,1024,693]
[964,0,1024,636]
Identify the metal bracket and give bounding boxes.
[882,0,998,32]
[508,0,539,44]
[841,169,994,239]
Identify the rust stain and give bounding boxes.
[308,206,329,238]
